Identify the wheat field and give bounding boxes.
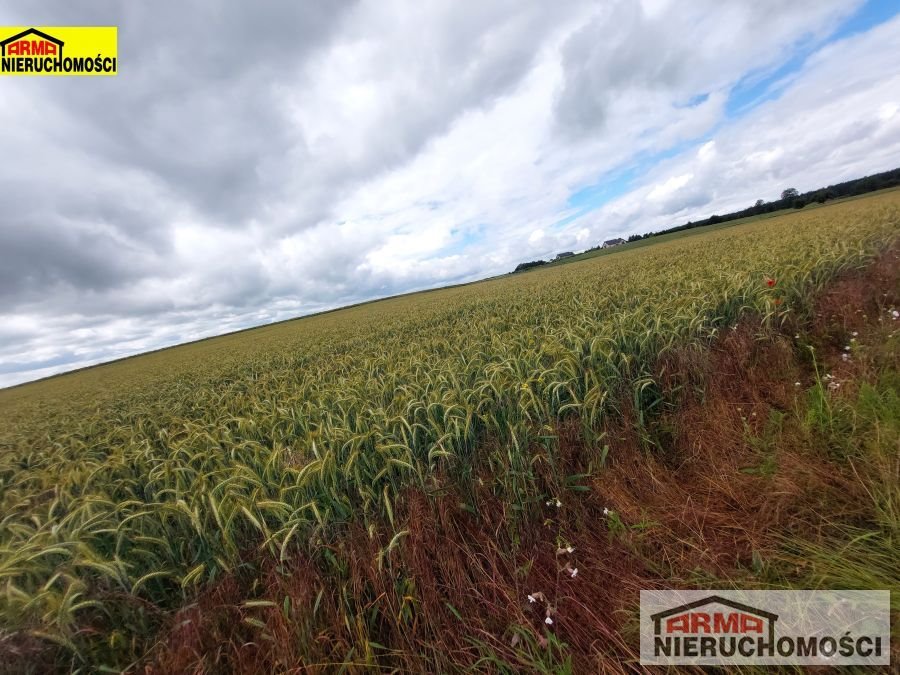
[1,190,898,668]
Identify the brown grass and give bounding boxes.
[141,245,899,673]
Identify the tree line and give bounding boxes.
[627,166,900,243]
[513,166,900,272]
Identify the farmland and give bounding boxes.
[1,190,899,671]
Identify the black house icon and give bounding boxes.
[651,595,779,644]
[0,28,64,57]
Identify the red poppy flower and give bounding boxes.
[766,278,776,287]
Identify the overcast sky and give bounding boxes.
[2,1,899,387]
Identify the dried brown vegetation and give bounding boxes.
[140,246,898,673]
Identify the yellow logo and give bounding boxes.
[0,26,117,76]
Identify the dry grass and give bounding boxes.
[135,245,899,673]
[2,194,897,672]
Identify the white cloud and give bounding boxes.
[1,1,898,387]
[647,174,693,202]
[878,102,898,121]
[619,15,900,222]
[697,141,717,162]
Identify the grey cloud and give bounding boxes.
[553,0,856,138]
[0,217,162,302]
[580,16,900,239]
[0,1,895,388]
[0,0,576,319]
[1,3,359,224]
[656,189,713,217]
[555,3,685,134]
[0,353,81,376]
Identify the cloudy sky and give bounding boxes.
[2,1,899,387]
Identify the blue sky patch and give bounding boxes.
[728,0,900,116]
[561,0,900,228]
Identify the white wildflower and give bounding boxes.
[570,568,579,578]
[892,310,899,320]
[842,353,849,361]
[844,345,850,351]
[852,331,858,337]
[545,616,553,625]
[566,546,574,554]
[527,594,536,604]
[795,382,801,386]
[555,498,562,508]
[602,507,610,516]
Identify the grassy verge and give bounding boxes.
[2,198,897,673]
[129,248,900,673]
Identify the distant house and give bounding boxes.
[602,238,625,248]
[555,251,575,261]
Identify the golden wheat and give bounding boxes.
[0,191,898,665]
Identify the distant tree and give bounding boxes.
[619,167,900,244]
[513,260,546,273]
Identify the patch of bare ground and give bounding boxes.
[141,245,899,673]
